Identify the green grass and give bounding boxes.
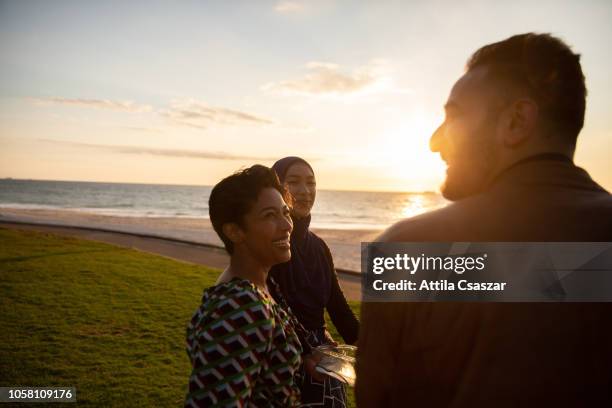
[0,228,360,407]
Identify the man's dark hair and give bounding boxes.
[209,164,287,254]
[467,33,586,145]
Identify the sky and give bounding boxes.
[1,0,610,192]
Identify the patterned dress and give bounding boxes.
[185,278,303,407]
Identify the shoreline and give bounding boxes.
[0,207,381,273]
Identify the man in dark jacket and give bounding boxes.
[356,33,612,407]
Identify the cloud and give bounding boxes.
[261,61,401,97]
[274,1,305,13]
[30,97,152,113]
[122,126,162,133]
[31,96,277,131]
[162,99,274,129]
[39,139,279,161]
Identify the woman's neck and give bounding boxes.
[220,251,269,291]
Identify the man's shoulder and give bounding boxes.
[377,200,475,242]
[378,184,612,242]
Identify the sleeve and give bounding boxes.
[185,291,274,407]
[322,242,360,345]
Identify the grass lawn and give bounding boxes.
[0,228,360,406]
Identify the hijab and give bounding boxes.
[269,157,332,329]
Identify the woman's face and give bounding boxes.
[284,162,316,218]
[240,187,293,267]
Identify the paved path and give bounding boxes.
[0,221,362,301]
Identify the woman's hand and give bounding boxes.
[324,329,338,346]
[303,352,326,382]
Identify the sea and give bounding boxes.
[0,179,448,231]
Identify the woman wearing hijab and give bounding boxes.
[269,157,360,407]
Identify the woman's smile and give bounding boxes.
[272,236,291,250]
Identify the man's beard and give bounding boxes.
[440,116,498,201]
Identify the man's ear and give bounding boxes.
[222,223,244,245]
[499,98,539,147]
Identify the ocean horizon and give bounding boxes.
[0,178,448,231]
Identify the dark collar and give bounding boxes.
[488,153,571,188]
[487,153,606,194]
[291,213,311,245]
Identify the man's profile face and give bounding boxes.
[430,66,502,200]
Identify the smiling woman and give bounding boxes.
[185,165,307,407]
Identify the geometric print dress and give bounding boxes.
[185,277,304,407]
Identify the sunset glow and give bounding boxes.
[1,1,610,192]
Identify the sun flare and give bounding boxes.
[376,110,446,191]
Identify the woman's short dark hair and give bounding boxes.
[209,164,287,254]
[467,32,586,146]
